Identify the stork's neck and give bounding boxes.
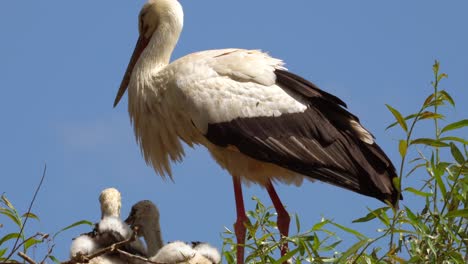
[142,222,164,257]
[137,21,182,74]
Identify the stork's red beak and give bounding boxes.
[113,35,151,107]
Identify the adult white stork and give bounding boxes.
[113,0,400,262]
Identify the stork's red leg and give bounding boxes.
[266,180,290,259]
[232,176,247,264]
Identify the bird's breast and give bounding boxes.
[127,70,200,177]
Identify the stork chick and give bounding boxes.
[70,188,146,262]
[125,200,164,257]
[151,241,220,264]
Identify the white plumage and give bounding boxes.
[113,0,400,262]
[70,235,99,258]
[192,242,221,264]
[151,241,220,264]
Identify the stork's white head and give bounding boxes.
[114,0,184,107]
[99,187,121,219]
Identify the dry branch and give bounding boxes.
[18,252,37,264]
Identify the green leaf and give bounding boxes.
[441,119,468,134]
[0,248,7,258]
[446,209,468,218]
[48,255,61,264]
[439,136,468,145]
[352,207,390,223]
[274,247,300,264]
[385,104,408,132]
[0,209,22,228]
[423,93,435,108]
[405,163,426,178]
[336,239,369,263]
[0,232,20,246]
[404,187,431,197]
[1,195,14,210]
[427,239,437,257]
[295,213,300,233]
[439,90,455,106]
[399,140,407,157]
[312,233,320,251]
[405,207,418,224]
[437,72,448,82]
[386,111,444,130]
[419,112,445,121]
[223,251,235,264]
[21,212,39,221]
[319,240,342,252]
[425,99,445,108]
[386,113,419,130]
[450,143,465,164]
[311,219,329,231]
[434,170,447,199]
[410,138,449,147]
[53,220,93,239]
[330,222,367,239]
[24,238,43,251]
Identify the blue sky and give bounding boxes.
[1,0,467,261]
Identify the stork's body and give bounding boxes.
[114,0,400,263]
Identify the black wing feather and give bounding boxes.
[205,69,400,206]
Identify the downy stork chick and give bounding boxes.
[70,188,146,259]
[125,200,163,257]
[192,242,221,264]
[113,0,401,262]
[70,235,99,258]
[151,241,220,264]
[70,187,124,258]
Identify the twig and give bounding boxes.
[116,249,196,264]
[116,249,164,264]
[40,244,54,264]
[5,165,47,261]
[18,252,37,264]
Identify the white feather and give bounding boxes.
[98,217,132,238]
[173,49,307,129]
[70,235,98,258]
[150,241,196,263]
[88,256,126,264]
[192,243,221,264]
[350,120,374,144]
